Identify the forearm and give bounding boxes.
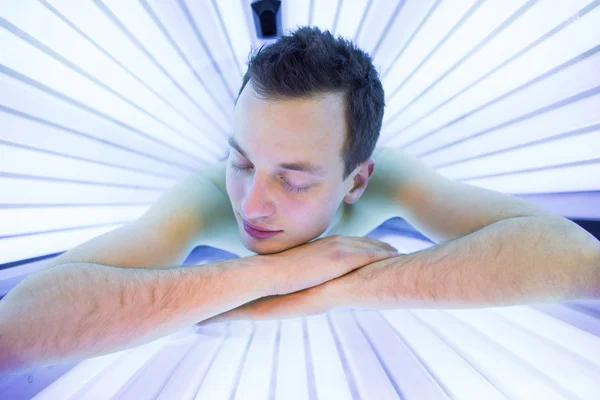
[342,216,600,309]
[0,257,273,374]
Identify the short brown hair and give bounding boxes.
[236,26,385,180]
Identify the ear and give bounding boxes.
[344,158,375,204]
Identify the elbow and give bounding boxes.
[592,245,600,299]
[552,216,600,300]
[0,319,25,375]
[581,241,600,300]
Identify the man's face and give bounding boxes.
[226,83,360,255]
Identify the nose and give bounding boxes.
[240,172,275,220]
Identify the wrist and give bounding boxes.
[242,254,281,297]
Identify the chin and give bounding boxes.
[243,242,284,255]
[240,234,292,255]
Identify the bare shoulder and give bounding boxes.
[41,163,233,270]
[190,159,233,234]
[367,146,404,196]
[369,146,441,194]
[201,158,228,195]
[139,160,232,248]
[361,146,417,218]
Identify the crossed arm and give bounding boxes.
[198,215,600,326]
[199,149,600,325]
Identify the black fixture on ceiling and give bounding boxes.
[251,0,282,39]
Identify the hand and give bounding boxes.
[195,252,405,327]
[264,235,399,296]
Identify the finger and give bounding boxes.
[196,299,263,326]
[246,293,320,320]
[199,290,327,327]
[196,310,236,327]
[348,236,398,252]
[196,297,277,328]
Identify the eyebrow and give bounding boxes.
[228,136,326,176]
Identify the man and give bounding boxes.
[1,27,598,374]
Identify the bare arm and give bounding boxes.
[0,256,274,374]
[347,216,600,308]
[0,165,400,374]
[195,216,600,325]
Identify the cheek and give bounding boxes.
[225,171,244,202]
[226,171,333,224]
[280,197,332,226]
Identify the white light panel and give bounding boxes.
[424,88,600,168]
[383,0,529,123]
[404,5,600,156]
[0,108,189,178]
[213,0,254,76]
[233,320,278,400]
[458,162,600,194]
[311,0,340,34]
[0,205,148,237]
[99,0,234,142]
[4,0,223,152]
[437,125,600,180]
[447,308,600,398]
[306,314,354,399]
[28,350,127,399]
[283,0,310,32]
[332,0,368,40]
[0,73,200,172]
[193,321,255,399]
[1,2,599,399]
[352,310,448,398]
[411,309,578,399]
[353,0,404,56]
[0,143,176,188]
[274,318,311,400]
[372,0,437,74]
[381,309,507,399]
[0,176,163,205]
[153,330,227,399]
[68,338,168,400]
[489,306,600,367]
[0,224,124,264]
[175,0,243,98]
[0,14,214,166]
[381,0,478,107]
[48,0,232,133]
[382,0,596,144]
[330,309,401,399]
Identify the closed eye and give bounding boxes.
[230,164,312,194]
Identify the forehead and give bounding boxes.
[233,84,347,162]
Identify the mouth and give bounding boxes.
[241,218,283,239]
[242,219,281,233]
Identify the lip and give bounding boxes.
[242,219,280,232]
[243,220,282,239]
